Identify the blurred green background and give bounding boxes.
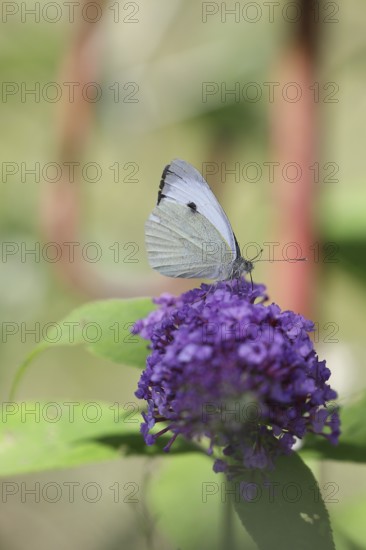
[1,1,366,548]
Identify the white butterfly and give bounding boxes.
[145,159,254,281]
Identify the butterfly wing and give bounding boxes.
[157,159,238,256]
[145,200,235,279]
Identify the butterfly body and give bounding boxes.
[145,159,253,281]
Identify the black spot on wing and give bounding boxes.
[157,164,171,205]
[187,201,197,212]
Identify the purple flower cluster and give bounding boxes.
[134,280,340,471]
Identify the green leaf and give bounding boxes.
[233,453,335,550]
[0,401,142,476]
[301,392,366,463]
[0,401,198,477]
[10,298,155,399]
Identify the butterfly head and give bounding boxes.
[231,256,253,279]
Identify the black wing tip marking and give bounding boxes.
[157,164,171,205]
[157,161,189,205]
[187,201,197,212]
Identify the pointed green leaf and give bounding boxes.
[0,401,139,476]
[10,298,155,399]
[233,453,335,550]
[0,401,202,477]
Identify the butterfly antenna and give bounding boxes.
[250,248,263,263]
[254,254,308,263]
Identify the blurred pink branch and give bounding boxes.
[268,1,318,317]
